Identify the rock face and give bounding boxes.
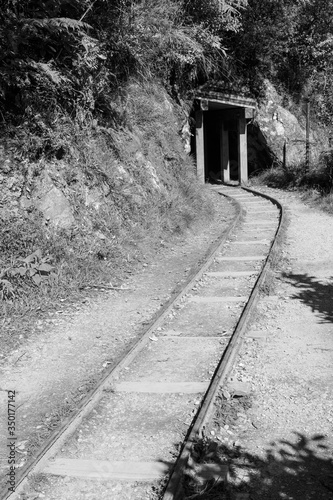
[34,173,75,229]
[0,82,194,238]
[248,80,328,172]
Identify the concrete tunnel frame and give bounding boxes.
[195,89,257,184]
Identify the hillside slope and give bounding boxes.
[0,80,217,352]
[1,0,247,347]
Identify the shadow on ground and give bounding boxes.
[283,273,333,324]
[179,433,333,500]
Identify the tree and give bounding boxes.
[228,0,333,126]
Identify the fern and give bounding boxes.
[184,0,247,33]
[218,0,248,12]
[30,61,68,85]
[23,17,92,36]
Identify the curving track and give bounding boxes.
[3,186,284,500]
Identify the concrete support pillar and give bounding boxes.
[221,123,230,183]
[195,110,205,184]
[238,112,248,184]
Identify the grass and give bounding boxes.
[259,203,290,297]
[250,153,333,215]
[0,79,214,358]
[300,189,333,214]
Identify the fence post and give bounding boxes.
[305,99,310,171]
[283,141,287,170]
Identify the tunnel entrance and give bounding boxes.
[194,88,256,185]
[204,112,222,182]
[204,115,240,182]
[228,129,239,181]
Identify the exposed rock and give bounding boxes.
[20,196,34,211]
[135,152,162,191]
[94,230,106,240]
[181,121,192,154]
[248,80,328,171]
[116,163,133,184]
[84,187,104,210]
[228,381,252,397]
[33,172,75,228]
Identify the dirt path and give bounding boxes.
[0,191,236,492]
[211,188,333,500]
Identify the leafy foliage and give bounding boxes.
[0,279,16,301]
[0,248,56,300]
[184,0,247,34]
[230,0,333,126]
[252,149,333,197]
[116,0,229,92]
[0,250,55,301]
[0,0,248,160]
[7,249,55,285]
[2,0,333,150]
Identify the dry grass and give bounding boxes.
[251,160,333,215]
[300,190,333,214]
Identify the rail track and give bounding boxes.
[3,185,285,500]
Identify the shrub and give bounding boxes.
[308,150,333,193]
[252,166,297,189]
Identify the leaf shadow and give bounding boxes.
[283,272,333,324]
[179,432,333,500]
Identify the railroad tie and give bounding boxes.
[189,296,247,303]
[43,459,172,481]
[206,271,256,277]
[245,210,277,213]
[233,198,267,201]
[221,192,256,196]
[114,381,209,393]
[228,197,259,201]
[242,227,273,232]
[215,255,266,261]
[232,240,270,245]
[246,330,268,340]
[243,220,277,225]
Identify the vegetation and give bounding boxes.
[231,0,333,124]
[1,0,333,343]
[230,0,333,206]
[0,1,249,350]
[251,157,333,214]
[0,79,216,351]
[2,0,333,154]
[2,0,333,155]
[0,0,246,158]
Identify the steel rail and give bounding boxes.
[162,186,287,500]
[2,193,244,500]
